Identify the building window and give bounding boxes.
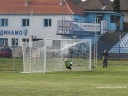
[74,18,78,22]
[12,38,18,47]
[22,39,29,43]
[110,15,115,23]
[44,19,51,27]
[22,39,29,46]
[110,15,120,23]
[22,19,30,27]
[0,38,8,47]
[96,15,103,23]
[53,40,61,49]
[0,19,8,27]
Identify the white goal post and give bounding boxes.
[22,38,92,73]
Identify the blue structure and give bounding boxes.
[84,11,124,32]
[57,11,124,39]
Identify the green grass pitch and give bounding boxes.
[0,59,128,96]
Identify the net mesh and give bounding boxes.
[22,41,44,73]
[22,39,91,73]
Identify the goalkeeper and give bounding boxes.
[63,59,74,69]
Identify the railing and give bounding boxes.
[109,33,128,53]
[57,20,100,36]
[97,32,128,59]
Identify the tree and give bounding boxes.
[113,0,120,13]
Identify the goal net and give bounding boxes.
[22,39,92,73]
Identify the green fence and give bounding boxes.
[0,57,23,72]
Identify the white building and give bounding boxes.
[0,0,85,47]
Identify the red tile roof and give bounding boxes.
[0,0,84,15]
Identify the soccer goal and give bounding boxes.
[22,38,92,73]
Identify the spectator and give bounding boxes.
[102,50,108,68]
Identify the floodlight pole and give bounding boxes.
[43,38,46,73]
[60,0,64,39]
[94,17,98,68]
[119,35,121,59]
[89,40,92,71]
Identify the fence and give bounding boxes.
[97,32,128,59]
[1,35,128,72]
[0,46,23,72]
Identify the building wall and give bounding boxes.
[85,13,95,23]
[122,11,128,23]
[85,12,124,32]
[0,14,76,47]
[120,16,124,30]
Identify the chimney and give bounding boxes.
[60,0,64,5]
[25,0,30,6]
